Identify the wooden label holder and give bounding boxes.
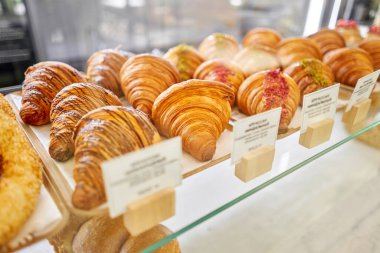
[235,145,275,182]
[123,188,175,236]
[342,98,371,127]
[299,119,334,148]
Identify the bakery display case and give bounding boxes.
[1,0,380,252]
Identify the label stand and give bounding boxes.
[123,188,175,236]
[235,145,275,183]
[342,98,371,127]
[299,119,334,148]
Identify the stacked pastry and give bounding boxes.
[358,39,380,71]
[335,19,362,47]
[237,69,300,133]
[198,33,239,60]
[308,29,346,56]
[242,28,282,49]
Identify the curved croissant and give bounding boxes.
[20,61,86,125]
[194,59,245,105]
[358,39,380,71]
[49,83,122,162]
[72,106,160,209]
[242,28,282,49]
[120,54,181,116]
[335,19,362,47]
[308,28,346,55]
[323,48,373,87]
[87,48,132,96]
[152,80,234,161]
[164,44,204,81]
[237,70,300,133]
[284,59,335,104]
[198,33,239,60]
[233,45,280,76]
[277,38,322,69]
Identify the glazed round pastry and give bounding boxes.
[242,28,282,49]
[308,28,346,55]
[276,38,322,69]
[20,61,87,125]
[72,215,129,253]
[0,94,42,245]
[87,48,132,97]
[284,59,335,104]
[120,225,180,253]
[198,33,239,60]
[237,70,300,133]
[152,80,234,161]
[358,39,380,70]
[367,25,380,40]
[233,45,280,76]
[323,48,373,87]
[335,19,362,47]
[49,83,122,162]
[194,58,245,105]
[120,54,181,116]
[164,44,204,81]
[72,106,160,210]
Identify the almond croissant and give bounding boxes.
[242,28,282,49]
[20,61,86,125]
[284,58,335,104]
[237,69,300,133]
[358,39,380,71]
[308,28,346,55]
[164,44,204,81]
[194,59,245,105]
[87,48,132,96]
[72,106,161,210]
[198,33,239,60]
[152,79,234,162]
[277,38,322,69]
[49,83,122,162]
[323,48,374,87]
[120,54,181,116]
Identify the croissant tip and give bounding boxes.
[49,141,74,162]
[20,102,49,125]
[72,183,105,210]
[136,104,151,116]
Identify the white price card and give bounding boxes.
[345,70,380,112]
[102,137,182,218]
[231,107,281,165]
[301,84,340,134]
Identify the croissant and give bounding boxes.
[358,39,380,70]
[308,28,346,55]
[242,28,282,49]
[367,25,380,40]
[198,33,239,60]
[164,44,204,81]
[323,48,373,87]
[194,59,245,105]
[237,69,300,133]
[87,48,132,96]
[120,54,181,116]
[335,19,362,47]
[233,45,280,76]
[284,59,335,104]
[20,61,86,125]
[152,79,234,161]
[49,83,122,162]
[72,106,161,209]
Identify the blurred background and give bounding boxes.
[0,0,379,87]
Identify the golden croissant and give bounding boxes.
[152,80,234,162]
[87,48,132,96]
[194,59,245,105]
[198,33,239,60]
[49,83,122,162]
[20,61,86,125]
[164,44,204,81]
[277,38,322,69]
[72,106,161,210]
[120,54,181,116]
[358,39,380,71]
[242,28,282,49]
[308,28,346,55]
[237,69,300,133]
[335,19,362,47]
[284,59,335,104]
[323,48,373,87]
[233,45,280,76]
